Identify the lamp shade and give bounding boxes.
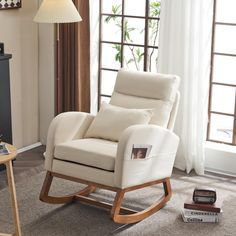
[34,0,82,23]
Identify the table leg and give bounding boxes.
[5,161,21,236]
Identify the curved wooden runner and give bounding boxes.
[40,171,172,224]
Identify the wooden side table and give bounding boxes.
[0,144,21,236]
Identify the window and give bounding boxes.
[98,0,161,105]
[207,0,236,145]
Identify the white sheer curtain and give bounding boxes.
[158,0,213,175]
[89,0,100,115]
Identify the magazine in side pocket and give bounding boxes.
[131,144,152,159]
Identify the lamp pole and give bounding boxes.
[56,22,61,115]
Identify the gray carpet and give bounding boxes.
[0,169,236,236]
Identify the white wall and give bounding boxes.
[205,142,236,176]
[0,1,39,148]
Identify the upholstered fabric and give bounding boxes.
[52,159,115,187]
[44,69,181,189]
[110,92,172,127]
[110,68,180,128]
[167,91,180,130]
[44,112,94,171]
[113,68,179,102]
[52,125,179,188]
[54,138,117,171]
[114,124,179,188]
[85,102,153,141]
[56,0,90,114]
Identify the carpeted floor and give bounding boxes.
[0,168,236,236]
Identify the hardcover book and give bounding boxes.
[181,209,222,223]
[183,208,221,216]
[184,198,222,213]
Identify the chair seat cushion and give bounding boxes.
[54,138,117,171]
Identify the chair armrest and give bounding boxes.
[114,124,179,188]
[45,112,95,171]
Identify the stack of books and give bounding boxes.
[181,199,222,223]
[0,143,10,155]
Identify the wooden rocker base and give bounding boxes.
[40,171,172,224]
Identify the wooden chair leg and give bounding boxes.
[110,189,125,219]
[163,178,172,199]
[40,172,172,224]
[39,171,53,202]
[111,178,172,224]
[76,185,96,197]
[40,171,96,204]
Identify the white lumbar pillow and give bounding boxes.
[85,102,153,142]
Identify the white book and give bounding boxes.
[181,209,222,223]
[183,208,222,217]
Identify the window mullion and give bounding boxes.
[98,0,103,110]
[207,0,217,142]
[144,0,149,71]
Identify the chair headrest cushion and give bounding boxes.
[114,68,180,102]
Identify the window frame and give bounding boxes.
[98,0,161,108]
[207,0,236,145]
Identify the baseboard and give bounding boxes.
[17,142,42,153]
[205,167,236,178]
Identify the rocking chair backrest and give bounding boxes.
[110,68,180,130]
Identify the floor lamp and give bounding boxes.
[34,0,82,114]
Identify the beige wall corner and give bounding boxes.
[0,0,55,148]
[0,1,39,148]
